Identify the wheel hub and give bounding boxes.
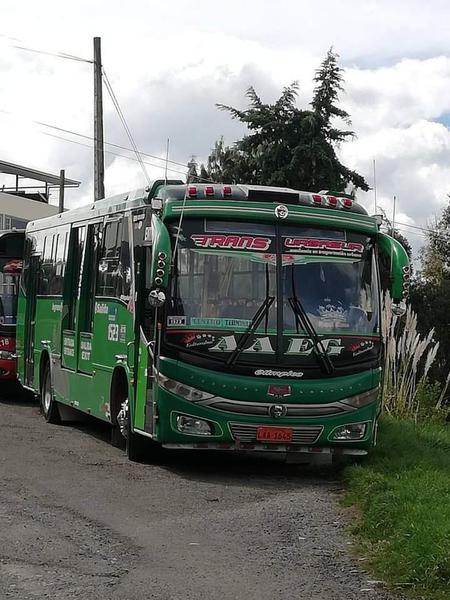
[117,399,128,438]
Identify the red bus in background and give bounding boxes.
[0,231,25,385]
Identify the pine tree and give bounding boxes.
[200,49,368,193]
[186,156,199,183]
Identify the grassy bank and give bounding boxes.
[343,417,450,600]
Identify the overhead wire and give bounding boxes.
[35,119,190,169]
[13,44,93,64]
[40,130,190,178]
[7,39,210,179]
[102,67,151,186]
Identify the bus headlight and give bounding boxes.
[176,414,213,436]
[340,388,379,408]
[330,422,367,441]
[0,351,14,360]
[158,374,215,403]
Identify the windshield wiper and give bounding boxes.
[226,295,275,366]
[288,296,334,375]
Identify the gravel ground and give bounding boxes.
[0,396,402,600]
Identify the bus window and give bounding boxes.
[40,234,55,295]
[82,223,102,331]
[117,217,131,302]
[49,231,68,296]
[66,227,86,331]
[96,218,130,300]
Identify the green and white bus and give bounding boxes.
[16,181,409,461]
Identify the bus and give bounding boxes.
[0,230,25,387]
[16,182,409,461]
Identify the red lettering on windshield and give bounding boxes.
[284,238,364,254]
[191,235,271,251]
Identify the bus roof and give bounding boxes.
[25,180,184,232]
[26,180,372,233]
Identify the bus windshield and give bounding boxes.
[164,220,380,369]
[282,255,378,335]
[170,249,277,332]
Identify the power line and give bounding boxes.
[102,67,151,185]
[40,130,190,177]
[36,119,189,169]
[12,44,92,64]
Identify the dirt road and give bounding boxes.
[0,397,399,600]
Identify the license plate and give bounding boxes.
[256,426,293,443]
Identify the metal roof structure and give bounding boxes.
[0,160,80,187]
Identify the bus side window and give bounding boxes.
[117,217,131,302]
[96,220,119,298]
[84,223,102,331]
[40,233,55,295]
[96,219,129,300]
[49,231,68,296]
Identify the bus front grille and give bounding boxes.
[229,423,323,444]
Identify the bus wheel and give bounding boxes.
[41,363,61,424]
[110,398,126,449]
[127,404,149,462]
[111,391,145,461]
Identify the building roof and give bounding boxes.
[0,160,80,187]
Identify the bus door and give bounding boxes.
[62,226,86,370]
[77,223,101,375]
[133,240,157,435]
[23,253,40,387]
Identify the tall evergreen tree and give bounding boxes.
[186,156,199,183]
[311,47,352,141]
[200,48,368,192]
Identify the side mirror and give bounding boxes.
[391,301,407,317]
[378,233,410,305]
[148,289,166,307]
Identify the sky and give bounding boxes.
[2,0,450,258]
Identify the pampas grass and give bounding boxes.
[382,291,442,420]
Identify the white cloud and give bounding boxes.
[1,1,450,259]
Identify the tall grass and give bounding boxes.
[381,292,445,420]
[343,418,450,600]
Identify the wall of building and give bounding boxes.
[0,192,59,229]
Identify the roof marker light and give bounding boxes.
[327,195,338,207]
[312,194,323,205]
[188,186,197,197]
[223,186,232,196]
[205,186,214,196]
[341,197,353,209]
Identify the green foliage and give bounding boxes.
[415,378,448,421]
[186,156,199,183]
[202,49,368,192]
[410,199,450,382]
[343,417,450,600]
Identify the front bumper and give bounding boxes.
[154,386,378,452]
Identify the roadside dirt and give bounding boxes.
[0,397,400,599]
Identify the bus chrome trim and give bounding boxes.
[199,397,356,417]
[133,428,155,439]
[162,443,367,455]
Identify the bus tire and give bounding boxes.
[40,362,61,424]
[126,413,148,463]
[110,372,127,449]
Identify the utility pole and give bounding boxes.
[93,36,105,201]
[59,169,65,213]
